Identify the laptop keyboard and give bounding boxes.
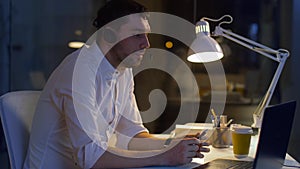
[199,159,254,169]
[228,160,253,169]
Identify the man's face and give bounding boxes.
[113,14,151,68]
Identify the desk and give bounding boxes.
[194,135,300,169]
[136,134,300,169]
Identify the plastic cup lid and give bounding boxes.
[232,125,253,134]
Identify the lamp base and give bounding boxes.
[251,114,260,135]
[251,114,262,130]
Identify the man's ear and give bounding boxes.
[102,27,117,44]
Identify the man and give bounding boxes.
[24,0,209,168]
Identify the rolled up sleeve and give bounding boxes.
[61,92,108,169]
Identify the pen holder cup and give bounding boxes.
[211,127,231,148]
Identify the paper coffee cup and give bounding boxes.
[231,125,253,158]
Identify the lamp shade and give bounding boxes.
[188,33,224,63]
[187,20,224,63]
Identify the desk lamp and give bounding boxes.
[188,15,290,128]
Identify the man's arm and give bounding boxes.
[92,136,204,168]
[128,132,209,151]
[92,147,164,168]
[128,132,166,150]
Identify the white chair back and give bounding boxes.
[0,91,41,169]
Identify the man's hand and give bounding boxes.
[162,137,210,166]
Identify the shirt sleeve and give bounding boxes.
[65,45,113,169]
[115,75,149,149]
[60,92,107,169]
[58,57,109,168]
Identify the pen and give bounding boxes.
[197,129,208,140]
[225,119,234,127]
[210,108,220,127]
[210,108,217,120]
[220,115,227,128]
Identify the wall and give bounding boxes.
[281,0,300,162]
[1,0,100,92]
[0,0,11,94]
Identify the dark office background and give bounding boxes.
[1,0,299,168]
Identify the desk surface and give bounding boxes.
[136,134,300,169]
[195,135,300,169]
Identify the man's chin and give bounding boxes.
[119,59,142,68]
[128,60,142,67]
[126,55,144,66]
[132,60,142,67]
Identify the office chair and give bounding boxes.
[0,91,41,169]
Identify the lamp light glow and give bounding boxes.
[165,41,173,49]
[68,41,84,49]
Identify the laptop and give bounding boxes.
[195,100,297,169]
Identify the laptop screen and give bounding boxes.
[253,100,296,168]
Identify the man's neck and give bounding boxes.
[105,51,126,72]
[97,42,126,72]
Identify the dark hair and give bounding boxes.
[93,0,148,29]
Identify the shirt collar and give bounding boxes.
[86,41,123,80]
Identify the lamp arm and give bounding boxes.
[214,26,290,62]
[254,56,287,117]
[213,25,290,128]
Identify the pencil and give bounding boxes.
[210,108,217,119]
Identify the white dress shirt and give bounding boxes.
[23,41,148,169]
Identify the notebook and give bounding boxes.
[195,100,297,169]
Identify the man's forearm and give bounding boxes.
[92,132,169,168]
[92,133,208,168]
[91,146,166,168]
[128,132,167,150]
